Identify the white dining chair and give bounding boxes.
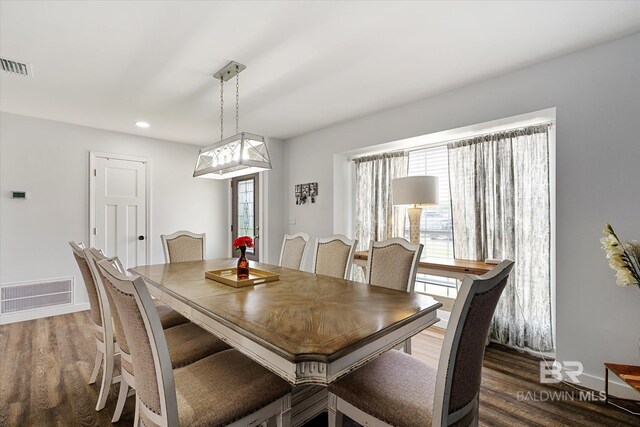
[279,232,310,270]
[365,237,423,292]
[96,258,292,427]
[365,237,423,353]
[69,242,112,410]
[312,235,358,279]
[328,260,515,427]
[85,248,227,422]
[161,230,206,263]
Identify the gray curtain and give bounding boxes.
[353,152,408,281]
[448,125,553,352]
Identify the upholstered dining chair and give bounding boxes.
[327,260,515,427]
[312,235,358,279]
[75,242,186,413]
[96,258,292,427]
[84,249,227,422]
[161,230,206,263]
[365,237,423,292]
[279,232,310,270]
[69,242,110,406]
[364,238,423,353]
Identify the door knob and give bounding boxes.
[138,235,145,241]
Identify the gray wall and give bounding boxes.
[284,33,640,389]
[261,137,286,265]
[0,113,228,309]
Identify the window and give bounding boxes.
[407,145,453,258]
[231,174,259,261]
[348,110,555,351]
[407,145,457,296]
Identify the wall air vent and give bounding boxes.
[1,278,73,314]
[0,57,32,76]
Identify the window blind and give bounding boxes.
[407,146,453,259]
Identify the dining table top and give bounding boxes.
[130,258,441,363]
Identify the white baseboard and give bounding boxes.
[434,309,450,329]
[0,302,90,325]
[567,370,640,402]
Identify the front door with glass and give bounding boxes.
[231,174,259,261]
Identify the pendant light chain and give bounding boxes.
[235,65,240,134]
[219,77,224,141]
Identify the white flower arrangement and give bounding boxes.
[601,223,640,288]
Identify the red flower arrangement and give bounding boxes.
[233,236,253,280]
[233,236,254,249]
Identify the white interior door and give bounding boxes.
[91,154,148,269]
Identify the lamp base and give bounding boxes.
[407,207,422,245]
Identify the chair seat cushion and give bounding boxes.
[121,322,230,375]
[153,300,189,329]
[329,350,436,427]
[174,349,291,427]
[165,322,231,368]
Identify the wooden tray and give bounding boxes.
[205,268,280,288]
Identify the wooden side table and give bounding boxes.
[604,363,640,402]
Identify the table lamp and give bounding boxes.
[392,176,439,244]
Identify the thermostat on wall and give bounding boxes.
[10,191,29,199]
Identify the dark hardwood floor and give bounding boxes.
[0,311,638,426]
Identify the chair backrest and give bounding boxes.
[97,258,178,427]
[279,232,310,270]
[84,248,131,367]
[365,238,423,292]
[69,242,103,328]
[161,230,206,263]
[312,235,358,279]
[432,260,515,427]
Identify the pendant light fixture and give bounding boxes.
[193,61,271,179]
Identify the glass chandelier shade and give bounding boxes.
[193,132,271,179]
[193,61,271,180]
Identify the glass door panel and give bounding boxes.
[231,174,259,261]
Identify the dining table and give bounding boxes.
[129,258,442,426]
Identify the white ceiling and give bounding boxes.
[1,1,640,145]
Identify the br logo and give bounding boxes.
[540,361,583,384]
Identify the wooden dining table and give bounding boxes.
[130,258,441,426]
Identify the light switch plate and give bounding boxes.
[288,216,296,225]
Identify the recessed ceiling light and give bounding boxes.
[135,121,150,128]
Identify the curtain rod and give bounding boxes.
[348,121,554,161]
[419,121,554,153]
[447,122,553,148]
[351,150,406,163]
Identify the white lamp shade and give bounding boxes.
[392,176,439,206]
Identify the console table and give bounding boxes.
[604,363,640,402]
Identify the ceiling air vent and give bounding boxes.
[0,57,32,76]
